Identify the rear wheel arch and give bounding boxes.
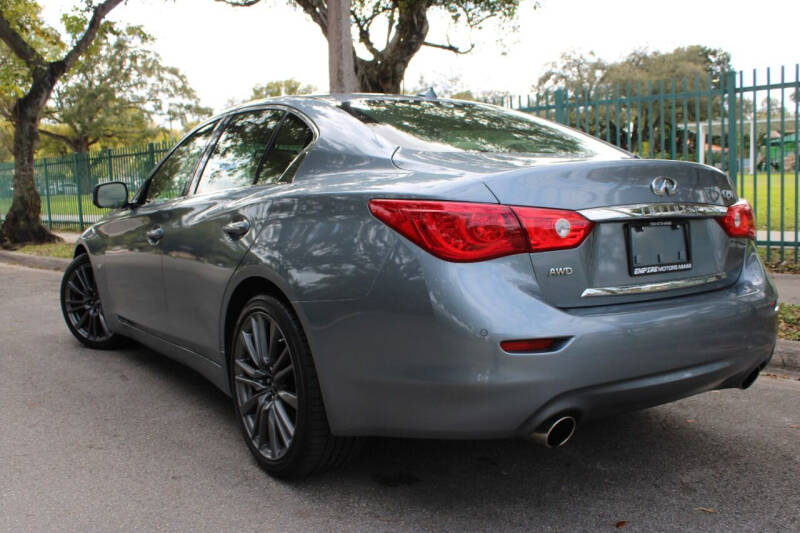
[224,276,297,369]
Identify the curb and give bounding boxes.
[768,339,800,373]
[0,250,69,272]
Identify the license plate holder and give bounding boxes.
[626,221,692,276]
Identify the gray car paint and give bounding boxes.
[76,95,778,439]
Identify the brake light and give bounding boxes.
[368,199,528,262]
[717,200,755,239]
[511,206,595,252]
[369,199,594,262]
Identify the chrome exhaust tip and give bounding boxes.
[531,416,577,448]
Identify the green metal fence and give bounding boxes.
[0,140,174,232]
[498,66,800,261]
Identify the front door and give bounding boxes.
[98,120,219,336]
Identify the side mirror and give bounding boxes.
[92,181,129,209]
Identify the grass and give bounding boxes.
[15,241,74,258]
[779,304,800,341]
[739,172,800,232]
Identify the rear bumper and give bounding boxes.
[299,241,778,438]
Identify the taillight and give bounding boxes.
[368,199,593,262]
[717,200,755,239]
[510,206,594,252]
[368,199,528,262]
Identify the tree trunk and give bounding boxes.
[1,82,60,246]
[327,0,358,93]
[354,1,430,94]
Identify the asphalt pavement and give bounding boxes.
[0,263,798,532]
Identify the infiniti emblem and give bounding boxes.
[651,176,678,196]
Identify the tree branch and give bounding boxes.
[58,0,125,75]
[422,41,475,54]
[38,128,78,150]
[0,12,45,68]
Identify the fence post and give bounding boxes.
[73,153,84,231]
[42,158,52,230]
[725,71,738,185]
[554,89,566,124]
[106,148,113,182]
[147,142,156,171]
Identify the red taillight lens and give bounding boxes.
[511,206,594,252]
[717,200,755,240]
[368,199,528,262]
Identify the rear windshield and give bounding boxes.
[340,99,623,157]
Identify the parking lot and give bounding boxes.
[0,263,798,532]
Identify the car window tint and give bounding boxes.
[256,114,313,185]
[147,121,217,203]
[196,109,284,195]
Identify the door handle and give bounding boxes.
[146,227,164,245]
[222,219,250,240]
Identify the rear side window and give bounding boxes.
[256,114,313,185]
[196,109,283,194]
[146,121,217,203]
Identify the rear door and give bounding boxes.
[159,108,314,362]
[99,120,218,333]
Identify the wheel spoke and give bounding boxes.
[255,315,270,366]
[240,389,267,414]
[97,310,111,337]
[235,358,260,379]
[75,310,91,330]
[273,363,294,384]
[268,320,280,361]
[267,407,279,457]
[75,267,92,293]
[271,346,289,373]
[68,280,88,298]
[273,397,295,439]
[234,375,267,391]
[240,330,260,369]
[276,390,297,410]
[254,400,269,448]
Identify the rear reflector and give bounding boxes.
[500,338,557,353]
[717,200,755,240]
[369,199,594,262]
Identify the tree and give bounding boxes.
[0,0,124,245]
[219,0,534,93]
[226,78,317,107]
[536,50,607,95]
[38,21,210,154]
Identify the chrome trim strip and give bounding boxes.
[579,203,728,221]
[580,272,727,298]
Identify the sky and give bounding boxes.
[40,0,800,114]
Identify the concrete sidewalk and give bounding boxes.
[771,273,800,305]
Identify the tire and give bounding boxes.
[230,294,362,478]
[60,254,124,350]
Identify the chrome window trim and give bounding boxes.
[579,203,728,221]
[580,272,727,298]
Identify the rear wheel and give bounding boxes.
[60,254,124,349]
[230,295,362,478]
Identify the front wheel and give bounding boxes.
[230,295,362,478]
[60,254,124,349]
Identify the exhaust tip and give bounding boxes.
[531,416,577,448]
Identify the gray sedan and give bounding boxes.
[60,95,778,478]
